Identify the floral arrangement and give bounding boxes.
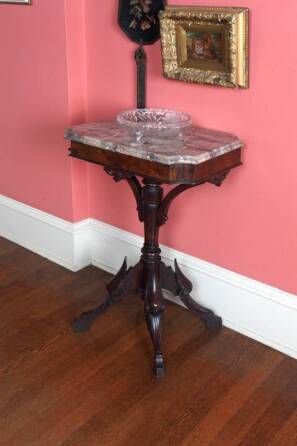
[129,0,157,31]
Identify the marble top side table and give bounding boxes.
[65,121,243,378]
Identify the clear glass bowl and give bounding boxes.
[117,108,192,141]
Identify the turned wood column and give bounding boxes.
[141,179,165,377]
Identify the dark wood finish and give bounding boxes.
[175,260,222,329]
[141,179,165,377]
[104,167,144,221]
[71,170,229,376]
[161,260,222,329]
[1,237,297,446]
[70,141,242,183]
[158,183,198,226]
[69,140,241,377]
[72,259,143,333]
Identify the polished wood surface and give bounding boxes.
[72,171,223,377]
[69,137,242,377]
[1,237,297,446]
[70,141,241,183]
[69,140,238,377]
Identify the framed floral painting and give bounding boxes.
[160,6,249,88]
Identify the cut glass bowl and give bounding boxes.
[117,109,192,142]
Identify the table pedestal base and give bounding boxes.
[73,174,225,378]
[73,257,222,377]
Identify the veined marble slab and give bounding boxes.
[65,121,243,166]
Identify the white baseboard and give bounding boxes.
[0,194,90,271]
[0,194,296,360]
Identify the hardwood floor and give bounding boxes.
[0,236,296,446]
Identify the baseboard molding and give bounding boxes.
[1,194,297,360]
[0,194,90,271]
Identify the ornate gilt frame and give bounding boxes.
[0,0,31,3]
[160,6,249,88]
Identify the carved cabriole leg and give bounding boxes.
[141,179,165,378]
[73,169,144,334]
[145,311,164,378]
[73,259,143,332]
[174,260,222,329]
[160,260,222,330]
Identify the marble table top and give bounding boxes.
[65,121,243,166]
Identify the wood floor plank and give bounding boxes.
[51,310,202,446]
[98,332,273,446]
[8,307,190,446]
[208,357,297,446]
[0,237,296,446]
[0,301,143,442]
[180,347,283,446]
[239,372,297,446]
[269,409,297,446]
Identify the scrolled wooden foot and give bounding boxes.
[73,294,115,332]
[205,314,223,330]
[155,353,165,379]
[179,292,223,330]
[145,309,165,378]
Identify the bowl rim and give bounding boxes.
[117,108,192,129]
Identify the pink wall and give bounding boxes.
[0,0,89,222]
[64,0,89,221]
[84,0,297,295]
[0,0,73,220]
[0,1,296,295]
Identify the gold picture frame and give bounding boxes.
[0,0,31,3]
[160,6,249,88]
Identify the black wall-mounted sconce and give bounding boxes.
[118,0,166,108]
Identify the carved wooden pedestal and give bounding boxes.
[73,170,224,378]
[67,119,242,378]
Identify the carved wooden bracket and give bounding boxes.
[104,167,144,222]
[157,182,203,227]
[104,166,231,227]
[157,169,231,226]
[127,176,144,222]
[104,167,132,182]
[208,170,230,187]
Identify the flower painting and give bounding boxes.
[129,0,156,31]
[118,0,165,45]
[160,6,249,88]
